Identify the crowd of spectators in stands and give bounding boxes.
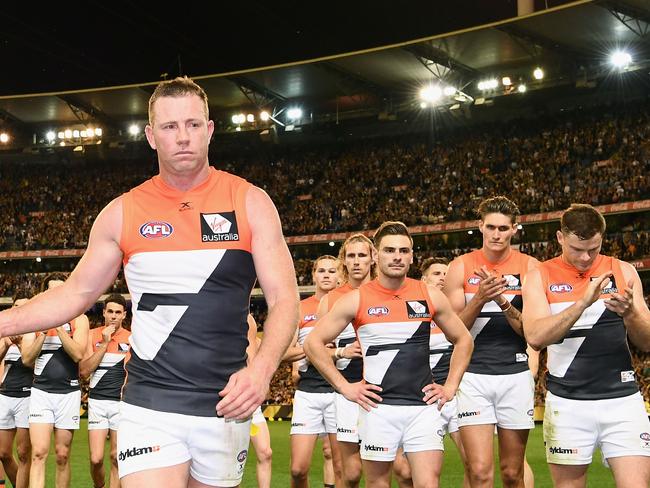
[0,103,649,250]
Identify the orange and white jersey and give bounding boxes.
[539,255,638,400]
[328,283,363,382]
[1,343,32,398]
[354,278,434,405]
[296,295,333,393]
[33,323,79,394]
[120,167,257,417]
[461,249,532,375]
[88,326,131,401]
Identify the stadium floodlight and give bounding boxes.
[467,230,473,235]
[518,84,527,93]
[46,131,56,142]
[502,76,512,86]
[420,102,427,109]
[328,241,335,247]
[517,224,523,230]
[0,133,8,144]
[57,131,65,139]
[443,86,456,97]
[610,50,632,69]
[64,129,73,139]
[235,126,242,132]
[80,130,87,138]
[95,128,103,137]
[478,79,498,91]
[420,85,442,103]
[128,124,140,136]
[246,114,255,123]
[533,67,544,80]
[36,257,42,263]
[287,108,303,120]
[260,111,270,122]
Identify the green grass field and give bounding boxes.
[32,420,614,487]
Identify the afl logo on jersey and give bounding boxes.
[139,221,173,239]
[201,211,240,242]
[368,306,389,317]
[303,314,317,322]
[467,276,481,286]
[549,283,573,293]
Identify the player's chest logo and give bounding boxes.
[139,221,173,239]
[367,306,389,317]
[201,211,240,242]
[406,300,431,319]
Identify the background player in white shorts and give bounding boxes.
[524,204,650,488]
[445,196,538,488]
[21,274,89,488]
[80,293,131,488]
[306,221,473,488]
[0,296,33,488]
[288,255,343,488]
[316,234,373,488]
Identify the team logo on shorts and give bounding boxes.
[364,444,389,452]
[118,444,161,461]
[527,409,534,417]
[503,274,521,291]
[640,433,650,448]
[406,300,431,319]
[139,221,173,239]
[436,429,444,437]
[467,276,481,286]
[367,306,389,317]
[549,446,578,455]
[458,410,480,419]
[200,211,239,242]
[237,449,248,463]
[549,283,573,293]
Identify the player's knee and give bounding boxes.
[109,448,119,467]
[257,445,272,464]
[54,450,70,466]
[90,451,104,467]
[0,445,13,462]
[31,446,49,463]
[16,444,30,464]
[344,465,363,485]
[290,463,309,481]
[499,462,524,485]
[468,461,493,483]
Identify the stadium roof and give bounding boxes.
[1,0,649,141]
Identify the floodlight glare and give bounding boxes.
[0,133,8,143]
[287,108,303,120]
[46,131,56,142]
[95,128,103,137]
[518,84,527,93]
[246,114,255,123]
[64,129,73,139]
[129,124,140,136]
[610,50,632,68]
[260,111,270,122]
[420,102,427,109]
[533,67,544,80]
[502,76,512,86]
[443,86,456,96]
[420,85,442,102]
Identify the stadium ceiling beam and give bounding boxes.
[57,94,117,128]
[227,76,287,109]
[602,0,650,37]
[314,61,389,99]
[404,43,480,83]
[496,24,589,65]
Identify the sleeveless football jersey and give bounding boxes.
[88,327,131,401]
[328,283,363,383]
[461,249,531,375]
[354,278,434,405]
[539,255,638,400]
[33,323,79,394]
[1,343,32,398]
[120,167,257,416]
[296,295,334,393]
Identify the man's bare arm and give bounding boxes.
[523,269,611,350]
[57,315,89,363]
[216,187,299,419]
[21,332,46,369]
[0,198,124,338]
[614,263,650,351]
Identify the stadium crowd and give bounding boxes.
[0,103,649,251]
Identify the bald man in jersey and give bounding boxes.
[0,76,299,488]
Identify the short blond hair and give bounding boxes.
[148,76,209,125]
